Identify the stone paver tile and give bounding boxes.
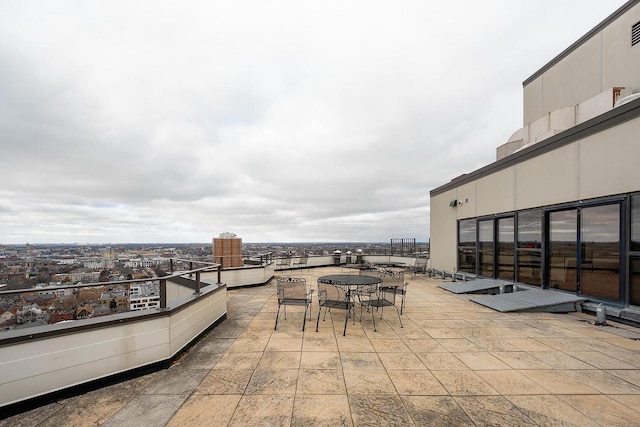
[214,352,263,370]
[22,389,130,427]
[378,352,426,370]
[176,338,234,369]
[265,337,303,351]
[340,352,384,370]
[519,370,598,394]
[530,351,595,369]
[227,337,270,352]
[208,319,250,338]
[166,394,241,426]
[0,403,63,427]
[436,338,483,352]
[423,328,465,339]
[470,338,521,352]
[302,336,339,352]
[475,370,549,395]
[297,369,346,395]
[402,396,474,426]
[559,394,640,426]
[430,370,499,396]
[395,326,431,340]
[440,319,474,328]
[416,352,469,371]
[609,395,640,413]
[255,351,301,371]
[194,369,253,394]
[336,337,375,352]
[504,338,553,351]
[245,369,298,395]
[535,338,594,352]
[102,394,189,427]
[606,369,640,388]
[292,395,352,426]
[228,394,294,427]
[492,351,552,369]
[506,395,602,427]
[564,369,640,394]
[454,352,512,370]
[402,338,447,353]
[565,351,638,369]
[300,351,342,369]
[454,396,538,426]
[238,326,274,339]
[343,369,395,395]
[604,338,640,351]
[309,325,336,338]
[388,370,448,395]
[369,338,410,353]
[349,395,413,426]
[272,326,305,339]
[142,367,209,395]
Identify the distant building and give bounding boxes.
[213,232,243,268]
[129,281,160,311]
[75,304,94,319]
[430,1,640,311]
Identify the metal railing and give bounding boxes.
[0,259,221,332]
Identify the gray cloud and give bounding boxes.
[0,0,625,243]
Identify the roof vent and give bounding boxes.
[633,21,640,46]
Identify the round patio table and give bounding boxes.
[317,274,382,336]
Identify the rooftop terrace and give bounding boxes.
[3,265,640,426]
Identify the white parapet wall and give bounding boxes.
[0,283,226,408]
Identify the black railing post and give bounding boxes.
[195,271,201,294]
[189,261,193,278]
[217,264,222,284]
[170,259,174,273]
[160,279,167,308]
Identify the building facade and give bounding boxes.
[430,1,640,310]
[213,232,243,268]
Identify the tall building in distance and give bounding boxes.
[213,232,243,268]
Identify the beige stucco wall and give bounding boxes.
[579,117,640,198]
[430,115,640,272]
[523,3,640,125]
[429,188,458,273]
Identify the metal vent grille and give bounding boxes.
[633,21,640,46]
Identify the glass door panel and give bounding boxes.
[458,219,476,274]
[631,257,640,307]
[580,204,620,301]
[497,217,514,280]
[478,220,494,277]
[548,210,577,292]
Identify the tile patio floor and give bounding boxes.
[4,266,640,426]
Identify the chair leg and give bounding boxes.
[370,305,377,332]
[316,306,322,332]
[302,303,307,332]
[275,304,281,330]
[343,309,349,336]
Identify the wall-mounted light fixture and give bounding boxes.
[449,199,458,207]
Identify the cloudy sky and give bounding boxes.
[0,1,626,244]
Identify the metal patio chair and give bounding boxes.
[316,280,354,336]
[275,277,314,332]
[380,271,408,314]
[359,285,403,332]
[275,257,292,270]
[293,255,308,270]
